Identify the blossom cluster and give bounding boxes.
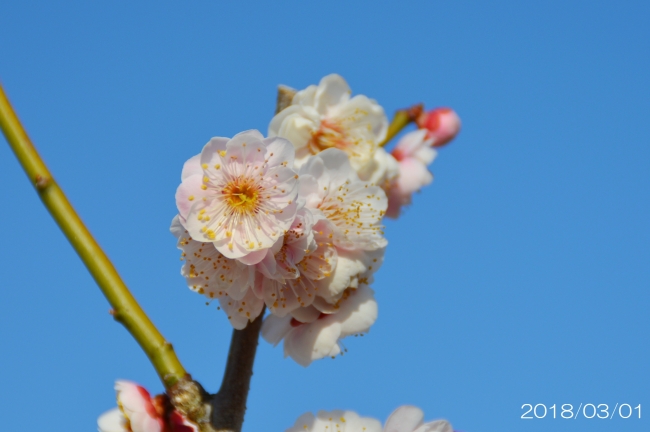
[172,74,460,366]
[286,405,454,432]
[97,381,455,432]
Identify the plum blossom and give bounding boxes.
[97,381,198,432]
[269,74,388,172]
[416,108,461,148]
[262,284,377,366]
[383,406,453,432]
[254,210,337,316]
[286,406,453,432]
[299,148,388,251]
[386,130,437,218]
[175,130,299,263]
[171,216,263,329]
[286,410,382,432]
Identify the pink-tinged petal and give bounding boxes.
[397,159,433,196]
[115,381,163,432]
[384,406,424,432]
[385,189,405,219]
[98,408,126,432]
[181,154,202,180]
[261,314,293,346]
[391,130,430,161]
[179,130,299,262]
[412,420,453,432]
[314,74,351,114]
[115,381,152,413]
[175,174,210,221]
[237,248,268,265]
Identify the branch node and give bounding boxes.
[169,376,213,430]
[109,308,124,323]
[34,174,51,191]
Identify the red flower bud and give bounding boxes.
[416,107,461,147]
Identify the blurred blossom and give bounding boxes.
[286,406,452,432]
[386,130,437,218]
[416,108,461,147]
[97,381,197,432]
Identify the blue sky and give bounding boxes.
[1,2,648,431]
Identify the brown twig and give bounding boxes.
[209,310,265,432]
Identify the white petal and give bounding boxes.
[412,420,453,432]
[314,74,351,114]
[357,147,400,186]
[285,412,317,432]
[262,314,293,346]
[97,408,126,432]
[292,84,318,107]
[337,285,378,337]
[384,406,424,432]
[181,154,202,180]
[284,319,342,366]
[290,305,322,323]
[334,95,388,143]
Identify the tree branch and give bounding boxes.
[379,104,423,147]
[209,309,265,432]
[0,83,187,389]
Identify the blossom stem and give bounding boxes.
[379,103,424,147]
[0,83,187,388]
[209,309,265,432]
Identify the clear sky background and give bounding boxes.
[1,2,648,432]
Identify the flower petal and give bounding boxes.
[384,406,424,432]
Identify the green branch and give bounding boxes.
[379,103,424,147]
[0,83,186,388]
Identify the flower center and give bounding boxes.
[309,119,351,154]
[223,177,260,215]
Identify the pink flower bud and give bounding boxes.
[97,381,198,432]
[416,107,461,147]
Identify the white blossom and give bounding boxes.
[286,406,453,432]
[299,149,388,251]
[262,285,377,366]
[269,74,388,172]
[175,130,299,263]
